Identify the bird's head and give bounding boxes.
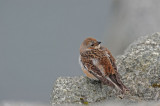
[80,37,101,52]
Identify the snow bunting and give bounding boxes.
[79,37,128,93]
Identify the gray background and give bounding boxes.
[1,0,160,104]
[0,0,111,103]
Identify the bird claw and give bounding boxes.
[118,94,124,99]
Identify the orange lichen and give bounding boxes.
[152,83,160,88]
[80,98,89,105]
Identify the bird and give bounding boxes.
[79,37,128,93]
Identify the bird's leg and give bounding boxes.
[89,71,115,88]
[100,81,103,89]
[88,79,101,85]
[93,80,103,91]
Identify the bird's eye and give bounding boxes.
[91,44,94,46]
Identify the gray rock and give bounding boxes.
[51,32,160,105]
[51,76,117,105]
[117,32,160,101]
[51,76,139,105]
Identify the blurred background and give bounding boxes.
[0,0,160,105]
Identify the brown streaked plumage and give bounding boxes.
[79,37,128,93]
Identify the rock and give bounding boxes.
[51,32,160,105]
[117,32,160,101]
[51,76,139,105]
[51,76,117,105]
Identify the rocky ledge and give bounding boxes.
[51,32,160,105]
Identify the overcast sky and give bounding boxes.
[0,0,112,103]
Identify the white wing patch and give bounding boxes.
[91,58,98,65]
[91,58,105,75]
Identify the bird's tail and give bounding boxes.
[108,74,129,94]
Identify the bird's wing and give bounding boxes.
[100,46,117,71]
[100,47,128,92]
[80,48,128,93]
[80,52,115,88]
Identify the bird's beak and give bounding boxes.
[98,41,101,44]
[94,41,101,49]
